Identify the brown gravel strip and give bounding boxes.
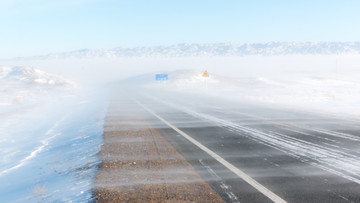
[93,103,224,202]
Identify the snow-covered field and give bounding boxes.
[0,66,108,202]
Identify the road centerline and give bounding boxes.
[134,99,287,203]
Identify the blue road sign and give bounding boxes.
[155,74,168,81]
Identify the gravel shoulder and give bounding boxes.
[92,100,224,202]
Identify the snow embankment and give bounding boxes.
[143,69,360,119]
[0,66,75,86]
[0,66,76,106]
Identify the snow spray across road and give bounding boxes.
[149,95,360,185]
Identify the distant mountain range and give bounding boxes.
[12,42,360,60]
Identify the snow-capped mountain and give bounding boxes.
[13,42,360,60]
[0,66,74,87]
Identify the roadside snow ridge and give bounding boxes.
[0,66,74,87]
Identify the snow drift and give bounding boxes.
[0,66,74,86]
[0,66,75,105]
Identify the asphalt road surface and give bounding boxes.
[106,87,360,202]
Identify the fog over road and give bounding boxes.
[98,86,360,202]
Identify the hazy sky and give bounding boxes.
[0,0,359,58]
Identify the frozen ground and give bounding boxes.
[0,66,108,202]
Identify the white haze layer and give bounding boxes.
[4,54,356,117]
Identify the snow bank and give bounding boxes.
[0,66,75,86]
[0,66,75,106]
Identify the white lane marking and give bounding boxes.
[135,100,287,203]
[199,159,239,203]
